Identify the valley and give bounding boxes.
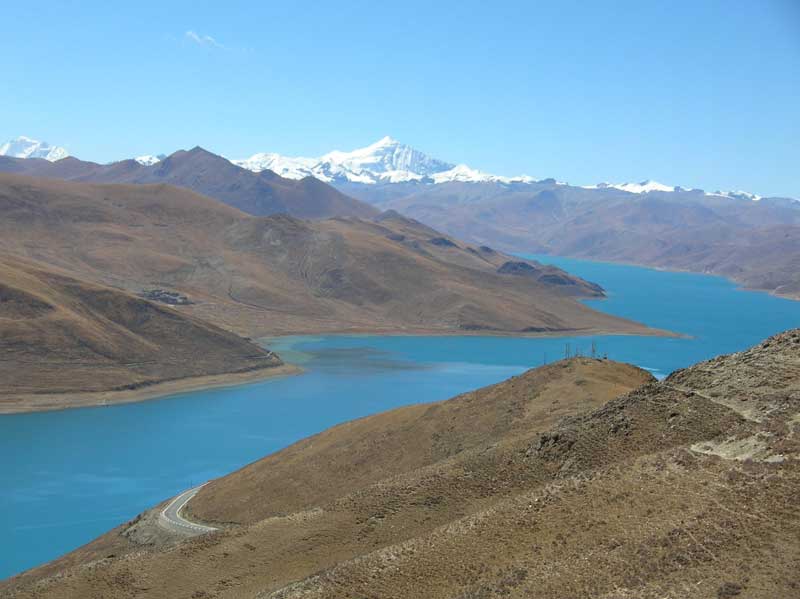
[2,255,799,582]
[4,136,799,300]
[4,5,797,597]
[0,171,662,412]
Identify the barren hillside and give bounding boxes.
[0,253,287,412]
[344,180,800,299]
[0,173,654,338]
[4,330,798,598]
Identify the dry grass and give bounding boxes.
[0,173,658,340]
[0,253,282,404]
[4,331,797,598]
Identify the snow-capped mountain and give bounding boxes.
[430,164,536,185]
[134,154,166,166]
[710,190,763,202]
[3,134,785,202]
[0,136,68,161]
[582,179,773,202]
[320,136,454,181]
[233,136,535,185]
[233,152,318,180]
[583,180,679,194]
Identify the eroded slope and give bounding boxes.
[0,254,285,409]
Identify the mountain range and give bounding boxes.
[232,135,537,185]
[0,136,68,162]
[3,135,798,299]
[351,180,800,299]
[0,146,377,220]
[233,137,789,202]
[9,135,780,197]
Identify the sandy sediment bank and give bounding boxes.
[255,322,681,340]
[0,363,301,415]
[0,321,678,416]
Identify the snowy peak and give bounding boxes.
[582,180,777,202]
[710,190,763,202]
[0,136,69,161]
[134,154,166,166]
[430,164,536,184]
[585,180,678,194]
[320,136,454,180]
[232,152,318,179]
[232,137,534,185]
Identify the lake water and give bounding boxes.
[1,255,799,580]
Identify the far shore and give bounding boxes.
[0,321,678,416]
[0,364,302,415]
[255,322,682,341]
[515,251,800,303]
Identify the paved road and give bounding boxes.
[158,484,218,536]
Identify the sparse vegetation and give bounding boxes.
[4,330,797,598]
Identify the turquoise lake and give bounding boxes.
[1,255,799,579]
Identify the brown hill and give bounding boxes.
[190,357,653,524]
[344,180,800,299]
[0,148,378,220]
[0,253,287,412]
[4,330,798,598]
[0,173,654,341]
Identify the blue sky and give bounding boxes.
[2,0,799,196]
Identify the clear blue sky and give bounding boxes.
[2,0,798,196]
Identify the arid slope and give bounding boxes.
[4,330,798,598]
[348,181,800,299]
[190,357,653,524]
[0,173,654,338]
[0,253,285,410]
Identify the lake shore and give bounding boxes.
[520,252,800,302]
[253,321,680,340]
[0,322,677,416]
[0,363,302,415]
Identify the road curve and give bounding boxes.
[158,484,218,536]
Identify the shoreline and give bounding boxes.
[518,252,800,303]
[256,325,682,341]
[0,363,302,415]
[0,323,677,417]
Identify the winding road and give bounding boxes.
[158,484,218,536]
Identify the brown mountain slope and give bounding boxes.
[189,358,654,524]
[0,173,656,340]
[0,148,378,220]
[347,180,800,299]
[5,330,798,598]
[0,253,287,412]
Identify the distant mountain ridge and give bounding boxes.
[0,146,377,220]
[234,136,788,200]
[233,136,537,185]
[354,178,800,299]
[3,135,791,201]
[0,136,68,161]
